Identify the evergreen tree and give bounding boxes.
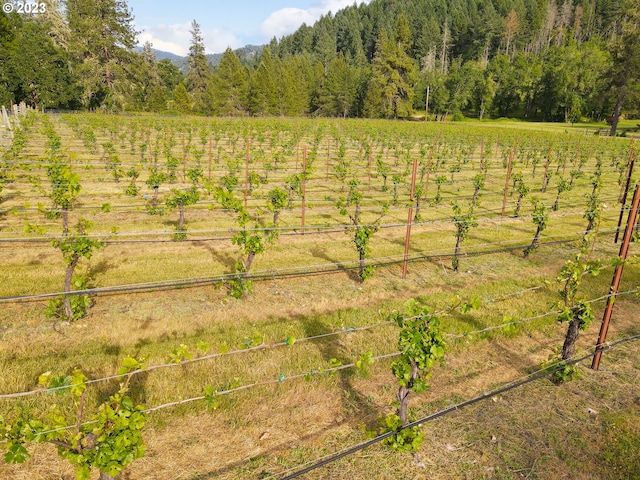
[40,0,70,49]
[0,11,76,109]
[279,54,313,116]
[66,0,138,109]
[315,53,358,117]
[0,11,19,106]
[364,16,418,119]
[11,15,76,108]
[157,59,184,92]
[249,48,279,115]
[132,41,166,112]
[185,20,212,114]
[209,48,249,116]
[141,42,160,81]
[173,83,192,113]
[607,0,640,135]
[335,8,363,61]
[313,20,337,72]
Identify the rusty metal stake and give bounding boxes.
[244,139,250,209]
[501,149,514,216]
[402,158,419,279]
[367,145,372,190]
[208,136,212,180]
[614,144,635,243]
[182,133,186,182]
[301,146,306,235]
[326,138,330,180]
[592,182,640,370]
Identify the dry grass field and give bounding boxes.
[0,112,638,479]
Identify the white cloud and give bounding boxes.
[261,8,316,39]
[137,22,243,56]
[205,29,244,54]
[137,22,192,56]
[260,0,369,39]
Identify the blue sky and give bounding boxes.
[129,0,370,56]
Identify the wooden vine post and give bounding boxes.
[592,183,640,370]
[402,158,418,279]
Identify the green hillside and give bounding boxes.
[0,0,638,130]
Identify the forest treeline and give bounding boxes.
[0,0,638,129]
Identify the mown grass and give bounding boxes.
[0,113,638,479]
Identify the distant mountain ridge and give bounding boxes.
[136,45,264,72]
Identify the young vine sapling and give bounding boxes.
[0,358,147,480]
[336,179,387,281]
[451,202,477,272]
[47,219,105,322]
[523,198,548,258]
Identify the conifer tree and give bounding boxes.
[249,47,280,115]
[314,22,337,72]
[8,14,75,109]
[607,0,640,135]
[210,48,249,116]
[279,54,313,116]
[40,0,71,49]
[0,11,13,106]
[134,41,167,112]
[316,53,358,117]
[66,0,138,109]
[186,20,212,114]
[364,15,418,118]
[174,83,192,113]
[158,59,184,92]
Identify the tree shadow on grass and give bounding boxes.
[465,225,551,254]
[183,421,349,480]
[87,342,150,406]
[195,240,237,271]
[86,259,113,285]
[178,316,382,480]
[447,310,487,332]
[489,336,549,376]
[310,245,361,282]
[91,369,150,408]
[300,316,380,424]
